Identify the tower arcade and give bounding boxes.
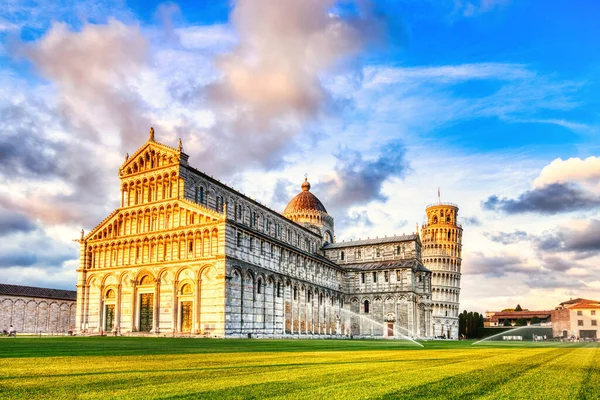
[421,203,462,338]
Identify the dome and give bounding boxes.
[284,178,328,214]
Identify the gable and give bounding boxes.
[84,198,225,242]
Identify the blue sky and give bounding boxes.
[1,0,600,312]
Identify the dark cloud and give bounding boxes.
[535,219,600,259]
[462,216,481,226]
[317,140,409,211]
[482,183,600,215]
[0,98,118,226]
[0,230,77,268]
[339,210,374,230]
[464,252,528,277]
[484,230,528,245]
[539,256,581,272]
[270,178,296,210]
[524,274,584,289]
[0,209,37,236]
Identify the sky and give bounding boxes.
[1,0,600,313]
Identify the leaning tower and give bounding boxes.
[421,202,462,339]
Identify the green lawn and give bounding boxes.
[0,337,598,399]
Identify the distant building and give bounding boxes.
[0,284,76,334]
[552,298,600,339]
[486,310,552,327]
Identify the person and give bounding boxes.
[8,325,16,337]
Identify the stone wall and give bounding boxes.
[0,295,76,334]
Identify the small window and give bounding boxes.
[361,273,365,284]
[577,311,583,316]
[340,251,345,261]
[250,237,254,251]
[592,320,597,326]
[189,241,193,253]
[578,320,584,326]
[260,241,265,255]
[293,286,297,300]
[373,272,377,283]
[277,283,281,298]
[356,249,362,259]
[257,279,262,294]
[237,232,243,247]
[384,271,389,283]
[395,246,400,255]
[592,310,596,316]
[364,300,370,314]
[397,270,401,281]
[376,248,381,257]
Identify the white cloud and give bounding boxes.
[533,156,600,188]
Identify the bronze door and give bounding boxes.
[180,301,193,332]
[139,293,154,332]
[105,304,115,332]
[387,323,394,337]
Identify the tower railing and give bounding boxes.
[425,202,458,208]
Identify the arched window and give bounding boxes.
[257,278,262,294]
[139,275,153,285]
[199,187,204,204]
[180,283,192,294]
[364,300,370,314]
[105,289,115,299]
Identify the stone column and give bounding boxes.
[115,284,122,333]
[153,279,160,333]
[172,280,179,334]
[130,281,137,332]
[98,285,104,334]
[195,277,201,334]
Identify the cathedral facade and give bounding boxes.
[76,130,462,339]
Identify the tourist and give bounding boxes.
[8,325,16,337]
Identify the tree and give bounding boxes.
[530,316,540,325]
[503,319,512,327]
[514,304,523,312]
[515,318,527,326]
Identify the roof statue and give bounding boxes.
[178,138,183,152]
[149,126,155,141]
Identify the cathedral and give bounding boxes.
[75,129,463,339]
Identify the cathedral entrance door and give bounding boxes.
[139,293,154,332]
[387,323,394,337]
[180,301,193,333]
[105,304,115,332]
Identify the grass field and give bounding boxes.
[0,337,598,399]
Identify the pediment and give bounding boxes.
[84,198,224,242]
[118,131,189,178]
